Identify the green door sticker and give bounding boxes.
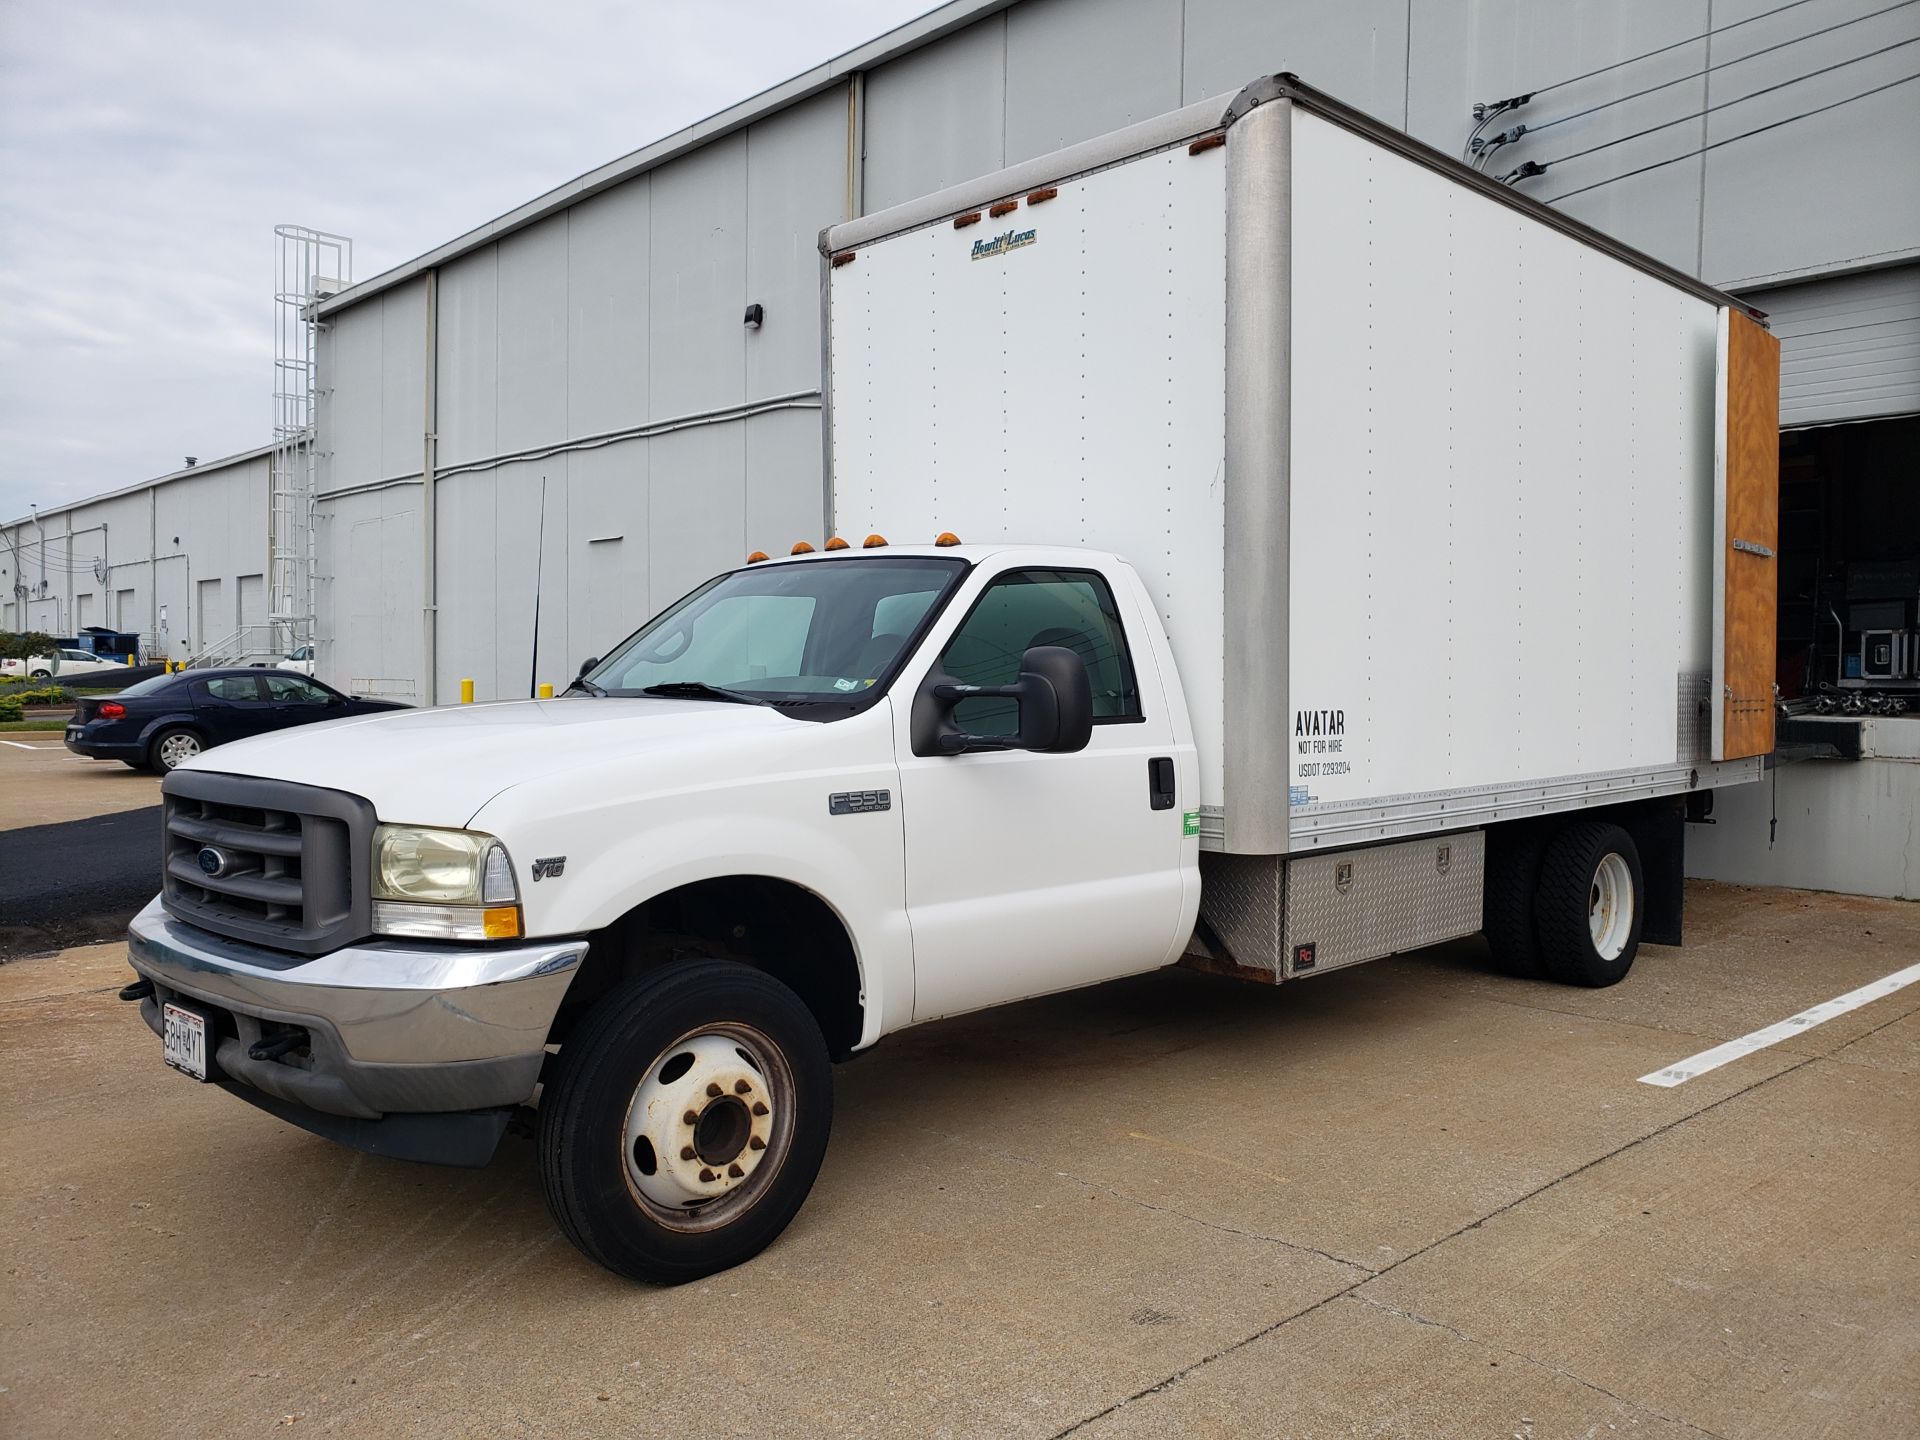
[1182,810,1201,837]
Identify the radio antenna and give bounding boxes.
[529,473,548,699]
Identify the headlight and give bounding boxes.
[371,825,521,940]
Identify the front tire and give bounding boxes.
[539,961,833,1284]
[150,726,204,771]
[1535,821,1644,988]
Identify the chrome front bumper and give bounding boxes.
[127,896,586,1127]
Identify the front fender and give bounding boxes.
[486,804,911,1049]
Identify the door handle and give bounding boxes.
[1148,756,1175,811]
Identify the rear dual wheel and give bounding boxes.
[539,960,832,1285]
[1486,819,1644,988]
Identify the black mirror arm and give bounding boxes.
[931,681,1022,703]
[934,731,1025,755]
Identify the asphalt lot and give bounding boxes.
[0,740,162,956]
[2,745,1917,1438]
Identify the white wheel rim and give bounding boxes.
[621,1024,793,1233]
[1589,852,1634,961]
[159,733,200,768]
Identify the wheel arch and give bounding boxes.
[553,873,869,1060]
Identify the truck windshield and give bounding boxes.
[582,556,967,708]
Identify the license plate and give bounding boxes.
[163,1002,209,1081]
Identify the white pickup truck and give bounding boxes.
[123,76,1780,1284]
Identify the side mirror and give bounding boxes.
[577,656,600,678]
[917,645,1093,757]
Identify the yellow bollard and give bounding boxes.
[538,683,554,699]
[459,678,475,704]
[125,653,135,666]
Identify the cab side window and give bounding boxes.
[939,569,1141,736]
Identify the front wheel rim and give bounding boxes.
[621,1023,796,1233]
[159,733,200,768]
[1589,852,1634,960]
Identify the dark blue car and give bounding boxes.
[65,667,408,772]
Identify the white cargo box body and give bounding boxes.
[824,75,1776,855]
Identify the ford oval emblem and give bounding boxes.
[197,846,230,878]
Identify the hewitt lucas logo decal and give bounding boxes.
[970,227,1036,260]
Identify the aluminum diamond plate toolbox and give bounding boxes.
[1196,852,1287,977]
[1282,831,1485,978]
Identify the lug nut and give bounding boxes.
[734,1079,751,1094]
[748,1136,766,1151]
[682,1109,699,1125]
[705,1082,723,1098]
[751,1101,769,1116]
[698,1168,716,1183]
[680,1145,696,1161]
[727,1163,744,1178]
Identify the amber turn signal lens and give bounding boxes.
[482,905,522,940]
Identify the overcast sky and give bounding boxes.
[0,0,938,523]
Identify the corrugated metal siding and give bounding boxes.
[1750,264,1920,427]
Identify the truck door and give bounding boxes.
[894,564,1189,1021]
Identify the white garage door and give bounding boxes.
[1744,263,1920,428]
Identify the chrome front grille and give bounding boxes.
[161,771,374,956]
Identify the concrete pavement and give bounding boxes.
[3,882,1915,1438]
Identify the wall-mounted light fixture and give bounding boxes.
[743,303,764,329]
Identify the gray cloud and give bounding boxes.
[0,0,936,521]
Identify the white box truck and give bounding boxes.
[122,75,1780,1283]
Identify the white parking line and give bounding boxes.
[1,740,51,750]
[1639,961,1920,1087]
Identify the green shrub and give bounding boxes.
[0,696,22,723]
[9,685,72,707]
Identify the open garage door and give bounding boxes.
[1746,264,1920,429]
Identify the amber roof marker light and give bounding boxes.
[862,534,889,549]
[824,536,850,551]
[934,532,962,547]
[790,541,816,555]
[746,550,770,564]
[988,200,1019,218]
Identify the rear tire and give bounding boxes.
[539,961,833,1285]
[150,726,204,772]
[1535,821,1644,988]
[121,759,151,771]
[1483,824,1548,977]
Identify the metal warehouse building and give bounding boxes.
[306,0,1920,714]
[1,447,279,665]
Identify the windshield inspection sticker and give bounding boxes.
[833,678,860,692]
[1293,705,1355,793]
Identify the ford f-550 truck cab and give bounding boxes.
[130,544,1200,1281]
